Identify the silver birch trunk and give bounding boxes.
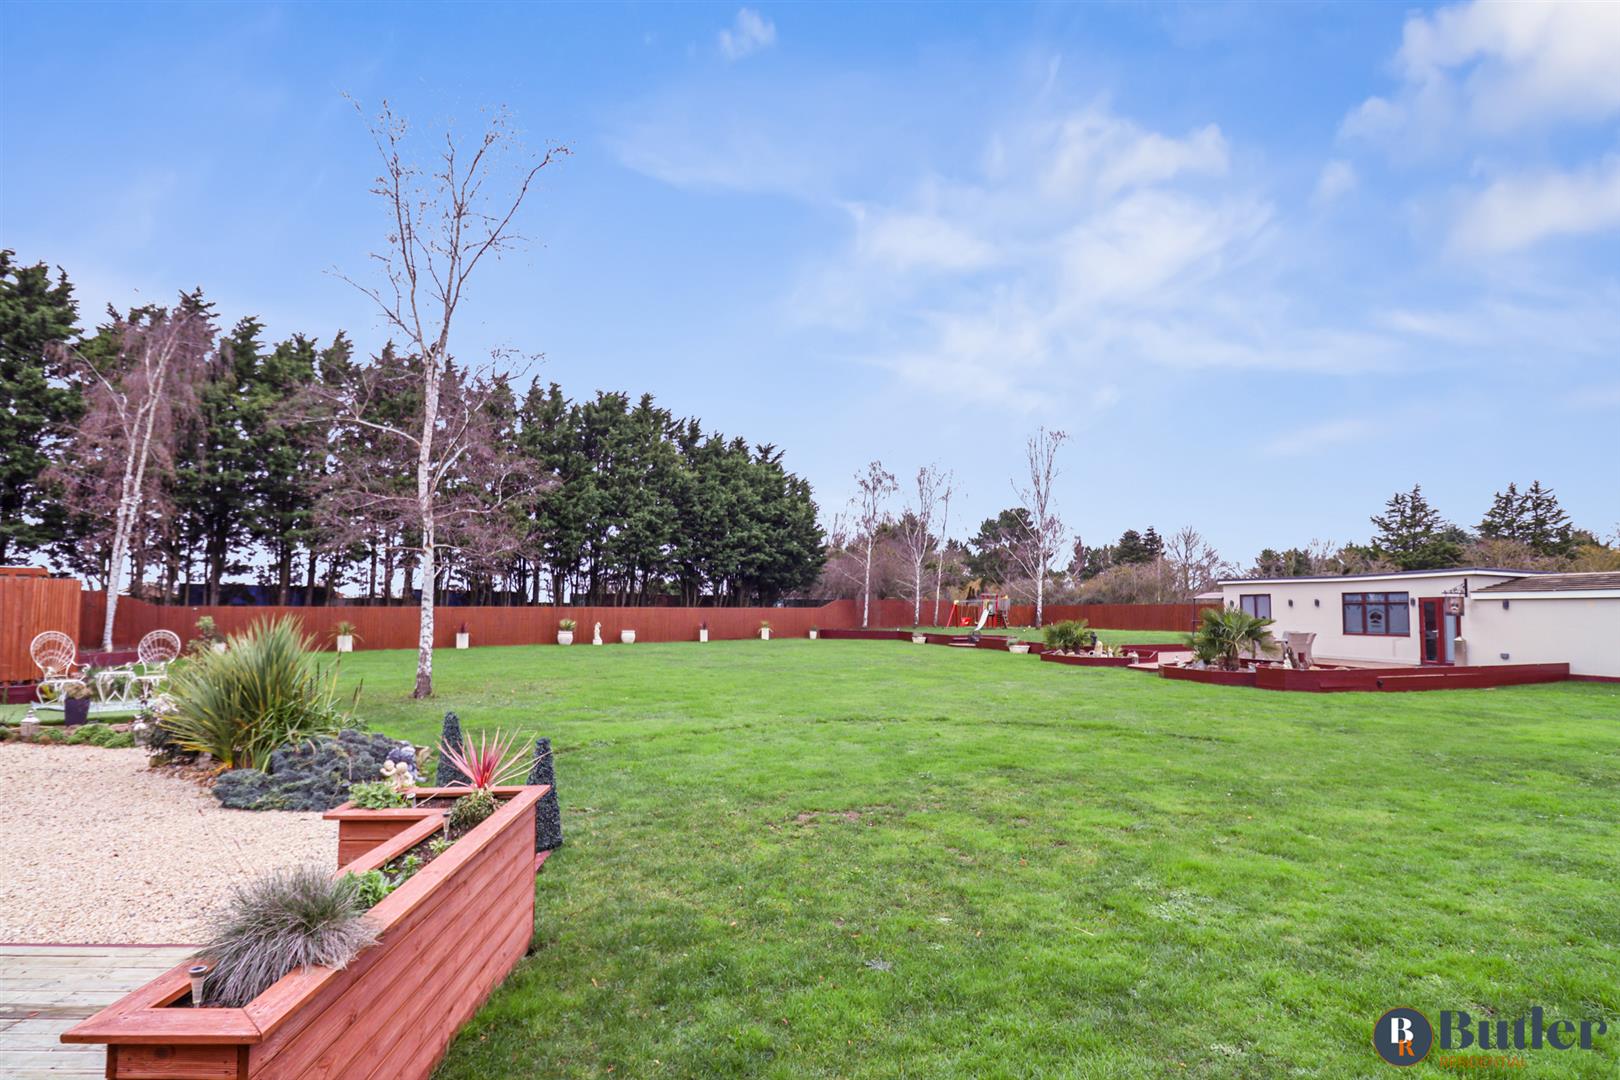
[413,356,442,699]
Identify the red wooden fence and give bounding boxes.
[61,592,1211,655]
[1,570,81,681]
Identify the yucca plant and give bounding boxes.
[165,616,346,769]
[438,727,528,832]
[196,865,378,1007]
[1188,606,1278,671]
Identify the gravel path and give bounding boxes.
[0,743,335,944]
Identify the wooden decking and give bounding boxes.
[0,944,193,1079]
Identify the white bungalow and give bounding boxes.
[1214,569,1620,679]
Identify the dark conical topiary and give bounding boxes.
[526,737,563,851]
[437,711,469,787]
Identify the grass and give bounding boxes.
[320,639,1618,1078]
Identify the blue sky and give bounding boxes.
[3,1,1616,562]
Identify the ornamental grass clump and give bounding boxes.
[438,727,528,832]
[196,865,377,1007]
[166,616,346,769]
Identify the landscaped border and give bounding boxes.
[63,785,549,1080]
[1161,662,1570,692]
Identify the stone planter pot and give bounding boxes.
[1007,643,1031,654]
[64,697,91,726]
[455,632,470,650]
[556,631,574,646]
[911,634,926,644]
[699,629,709,642]
[64,785,550,1080]
[759,629,771,641]
[336,634,354,653]
[808,630,818,640]
[620,630,636,644]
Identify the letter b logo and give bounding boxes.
[1373,1008,1433,1066]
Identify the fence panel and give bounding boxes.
[0,573,81,682]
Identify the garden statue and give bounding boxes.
[381,758,415,794]
[384,743,420,781]
[592,622,603,646]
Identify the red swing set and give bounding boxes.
[942,594,1010,631]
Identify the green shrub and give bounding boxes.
[166,617,346,769]
[198,865,378,1007]
[67,722,130,747]
[448,789,497,832]
[1041,619,1093,651]
[347,780,407,809]
[345,869,393,909]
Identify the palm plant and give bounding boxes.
[438,727,529,832]
[165,617,345,769]
[1188,607,1278,670]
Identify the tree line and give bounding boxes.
[0,254,824,613]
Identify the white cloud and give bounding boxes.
[1312,160,1357,205]
[1345,0,1620,141]
[719,8,776,61]
[850,206,997,273]
[1450,154,1620,253]
[1263,418,1378,456]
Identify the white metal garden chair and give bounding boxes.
[95,629,183,703]
[30,631,87,704]
[132,629,182,697]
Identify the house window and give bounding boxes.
[1343,592,1410,636]
[1239,594,1271,619]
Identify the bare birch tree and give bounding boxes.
[851,461,897,628]
[53,301,213,648]
[895,464,948,626]
[340,101,564,697]
[1007,427,1067,626]
[931,472,954,625]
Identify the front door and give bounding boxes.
[1419,597,1460,665]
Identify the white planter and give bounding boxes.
[455,632,470,650]
[759,629,771,640]
[211,642,227,654]
[336,635,354,653]
[699,629,709,643]
[556,631,574,646]
[620,630,636,644]
[1008,643,1030,654]
[808,630,818,640]
[911,634,927,644]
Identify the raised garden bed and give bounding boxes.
[1160,661,1571,692]
[1039,652,1134,668]
[63,784,549,1079]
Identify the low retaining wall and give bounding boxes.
[1161,662,1571,692]
[64,786,547,1079]
[1039,652,1134,668]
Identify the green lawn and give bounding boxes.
[324,639,1618,1078]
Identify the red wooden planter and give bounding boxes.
[63,785,549,1079]
[1159,664,1260,688]
[1038,652,1135,668]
